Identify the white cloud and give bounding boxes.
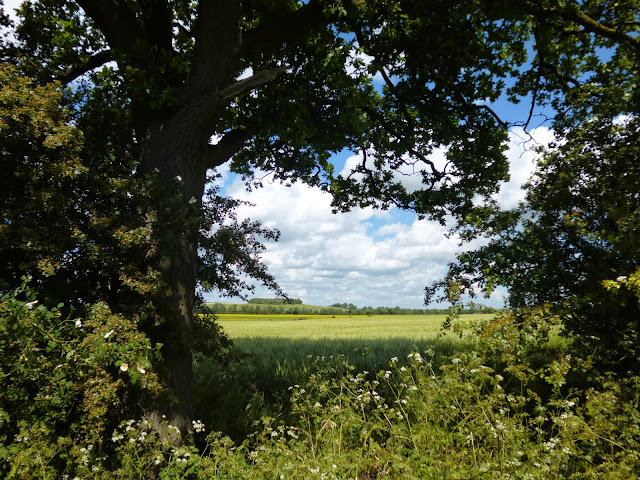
[494,126,555,209]
[339,147,449,195]
[236,67,253,81]
[2,0,23,17]
[203,130,553,309]
[203,172,485,308]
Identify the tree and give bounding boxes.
[431,115,640,371]
[3,0,639,430]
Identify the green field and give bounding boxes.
[214,313,493,381]
[215,313,491,340]
[195,313,493,439]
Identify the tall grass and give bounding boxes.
[194,314,485,440]
[211,313,488,389]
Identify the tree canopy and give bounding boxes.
[2,0,640,430]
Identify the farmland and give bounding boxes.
[214,313,491,339]
[211,313,489,382]
[193,313,489,439]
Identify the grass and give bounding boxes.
[215,313,492,340]
[194,313,493,439]
[213,313,492,384]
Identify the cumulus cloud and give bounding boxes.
[2,0,21,16]
[203,127,553,308]
[339,147,448,195]
[203,172,473,308]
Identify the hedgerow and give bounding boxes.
[2,285,639,478]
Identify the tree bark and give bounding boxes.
[135,106,212,432]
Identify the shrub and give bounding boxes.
[0,280,161,478]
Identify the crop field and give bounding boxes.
[194,313,494,439]
[200,313,492,391]
[215,313,491,340]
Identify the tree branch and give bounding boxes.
[567,10,640,54]
[523,2,640,54]
[139,0,173,52]
[188,0,242,92]
[207,129,249,168]
[75,0,141,53]
[57,49,113,84]
[218,67,288,102]
[241,1,334,58]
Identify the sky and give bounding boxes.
[206,126,554,308]
[2,0,555,308]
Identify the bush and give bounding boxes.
[0,280,161,478]
[3,286,640,478]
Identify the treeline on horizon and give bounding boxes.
[201,299,497,316]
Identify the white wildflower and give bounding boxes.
[192,419,205,433]
[104,329,115,339]
[25,300,38,309]
[120,363,129,372]
[175,175,182,182]
[137,365,146,374]
[617,275,628,282]
[75,319,82,328]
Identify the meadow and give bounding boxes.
[194,313,489,440]
[188,311,640,479]
[214,313,491,339]
[211,313,491,381]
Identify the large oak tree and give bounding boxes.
[2,0,638,430]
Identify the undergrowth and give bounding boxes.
[2,287,640,479]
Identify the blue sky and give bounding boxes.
[206,124,554,308]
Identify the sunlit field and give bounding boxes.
[214,313,491,375]
[195,313,494,440]
[215,313,492,339]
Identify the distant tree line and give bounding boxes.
[200,301,496,316]
[247,298,303,305]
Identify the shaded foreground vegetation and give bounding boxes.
[3,300,640,479]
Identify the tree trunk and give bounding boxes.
[137,113,211,434]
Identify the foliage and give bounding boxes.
[0,60,286,426]
[3,0,640,452]
[5,306,640,478]
[248,298,303,305]
[433,116,640,372]
[0,281,161,478]
[0,62,84,295]
[197,180,286,303]
[206,302,496,315]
